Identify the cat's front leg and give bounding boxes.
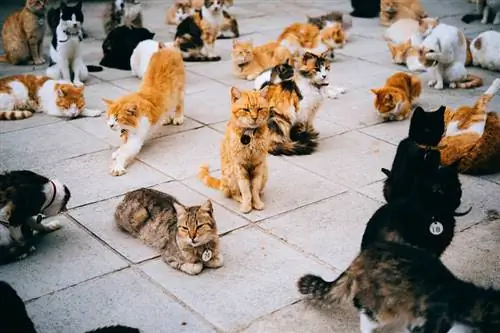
[204,252,224,268]
[59,60,72,82]
[429,66,444,90]
[28,36,44,65]
[80,109,103,117]
[481,6,490,24]
[72,60,87,87]
[27,216,62,233]
[110,135,144,176]
[493,11,500,25]
[250,162,266,210]
[236,166,253,213]
[179,262,203,275]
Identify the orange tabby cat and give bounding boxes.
[380,0,427,26]
[0,0,47,65]
[103,46,185,177]
[439,78,500,174]
[198,86,270,214]
[370,72,422,121]
[277,23,336,61]
[231,40,292,80]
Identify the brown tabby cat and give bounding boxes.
[114,188,223,275]
[0,0,47,65]
[198,86,270,214]
[380,0,427,26]
[370,72,422,121]
[439,78,500,174]
[298,241,500,333]
[231,40,292,80]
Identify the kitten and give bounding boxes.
[100,26,155,70]
[165,0,192,25]
[46,1,103,87]
[0,0,47,65]
[103,47,185,176]
[115,188,223,275]
[470,30,500,72]
[350,0,380,18]
[218,9,239,39]
[462,0,500,24]
[370,71,422,121]
[419,23,483,89]
[381,105,447,203]
[103,0,143,35]
[198,86,270,214]
[0,170,71,264]
[383,17,438,45]
[379,0,427,27]
[0,74,102,120]
[386,40,426,72]
[298,241,500,333]
[439,78,500,174]
[231,39,292,80]
[130,40,172,79]
[277,23,336,62]
[260,61,318,156]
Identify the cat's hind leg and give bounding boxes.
[173,87,185,125]
[444,62,468,88]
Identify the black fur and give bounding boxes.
[350,0,380,18]
[47,1,87,38]
[100,26,155,70]
[174,14,221,62]
[0,281,37,333]
[85,326,141,333]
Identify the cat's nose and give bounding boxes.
[73,23,77,28]
[322,74,327,79]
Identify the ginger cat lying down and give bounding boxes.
[379,0,427,26]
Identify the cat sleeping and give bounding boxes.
[439,78,500,174]
[0,74,102,120]
[199,86,270,214]
[470,30,500,72]
[115,188,223,275]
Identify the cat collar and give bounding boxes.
[312,82,329,90]
[241,128,258,145]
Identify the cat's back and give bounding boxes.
[142,47,185,88]
[384,18,419,43]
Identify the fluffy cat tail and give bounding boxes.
[198,164,222,190]
[454,74,483,89]
[269,123,318,156]
[298,271,354,308]
[0,110,34,120]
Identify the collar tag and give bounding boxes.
[202,249,213,262]
[429,221,443,235]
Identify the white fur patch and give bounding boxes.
[445,117,487,137]
[130,40,161,79]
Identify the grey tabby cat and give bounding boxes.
[114,188,223,275]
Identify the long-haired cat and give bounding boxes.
[198,86,270,214]
[0,170,71,264]
[0,0,47,65]
[379,0,427,26]
[277,23,336,62]
[165,0,192,25]
[0,74,102,120]
[231,39,292,80]
[470,30,500,71]
[103,47,185,176]
[439,78,500,174]
[370,72,422,121]
[298,241,500,333]
[115,188,223,275]
[419,23,483,89]
[103,0,143,35]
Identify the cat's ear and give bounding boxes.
[370,88,379,95]
[173,202,186,217]
[232,39,238,46]
[200,200,213,215]
[75,0,83,10]
[259,86,269,98]
[126,104,138,116]
[150,32,156,39]
[57,86,67,97]
[230,86,241,103]
[435,105,446,115]
[413,106,425,114]
[158,42,166,49]
[102,98,114,107]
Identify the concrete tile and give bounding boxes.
[140,226,336,332]
[184,83,233,125]
[286,131,396,188]
[138,126,223,180]
[261,191,381,271]
[0,114,62,134]
[0,216,127,301]
[360,119,409,145]
[324,59,394,90]
[337,36,390,58]
[33,149,170,208]
[483,174,500,185]
[188,61,256,88]
[237,15,303,34]
[91,67,134,82]
[0,122,109,170]
[84,81,130,110]
[184,156,347,222]
[27,269,217,333]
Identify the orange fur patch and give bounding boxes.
[380,0,427,26]
[54,83,86,112]
[277,23,321,51]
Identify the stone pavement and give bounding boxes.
[1,0,499,332]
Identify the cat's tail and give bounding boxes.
[198,164,222,190]
[461,13,482,24]
[453,74,483,89]
[298,270,355,308]
[87,65,104,72]
[0,110,34,120]
[474,78,500,111]
[269,122,318,156]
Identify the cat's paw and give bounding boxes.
[481,17,488,24]
[73,80,84,87]
[82,109,103,117]
[162,115,174,126]
[34,57,46,65]
[433,81,444,90]
[109,164,127,177]
[181,262,203,275]
[428,80,437,88]
[252,198,265,210]
[239,202,253,214]
[172,115,184,125]
[246,74,258,80]
[449,82,458,89]
[42,220,62,232]
[205,254,224,268]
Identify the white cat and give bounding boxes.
[130,40,174,79]
[470,30,500,71]
[419,23,482,89]
[384,17,438,45]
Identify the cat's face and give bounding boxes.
[59,1,84,34]
[320,23,345,49]
[418,44,440,68]
[387,40,412,64]
[297,52,331,85]
[409,106,446,146]
[103,97,142,131]
[174,200,218,247]
[113,0,125,12]
[26,0,47,12]
[418,17,439,36]
[273,59,295,81]
[204,0,223,13]
[381,0,397,17]
[231,40,254,64]
[54,83,86,118]
[230,86,270,128]
[371,88,405,117]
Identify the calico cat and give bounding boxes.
[46,1,103,87]
[419,23,483,89]
[198,86,270,214]
[0,0,47,65]
[298,241,500,333]
[470,30,500,71]
[0,74,102,120]
[100,25,155,70]
[0,170,71,264]
[350,0,380,18]
[115,188,223,275]
[260,61,318,156]
[218,9,239,39]
[379,0,427,27]
[104,47,185,176]
[165,0,192,25]
[231,40,292,80]
[439,78,500,174]
[462,0,500,24]
[103,0,143,35]
[277,23,336,62]
[370,72,422,121]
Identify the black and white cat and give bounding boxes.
[0,170,71,264]
[46,1,102,86]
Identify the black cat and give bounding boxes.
[350,0,380,18]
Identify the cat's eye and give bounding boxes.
[178,226,189,231]
[242,108,250,112]
[196,223,211,230]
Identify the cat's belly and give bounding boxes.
[0,82,29,110]
[297,85,323,123]
[446,118,486,137]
